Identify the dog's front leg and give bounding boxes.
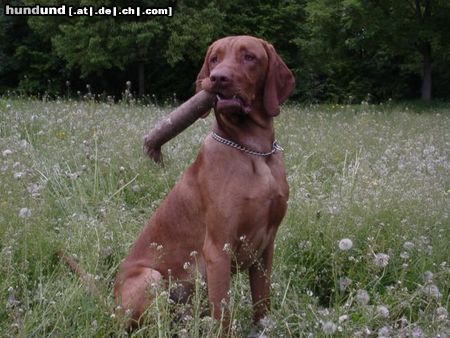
[249,241,274,324]
[203,237,231,330]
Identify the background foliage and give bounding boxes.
[1,0,450,102]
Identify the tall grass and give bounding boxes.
[0,98,449,337]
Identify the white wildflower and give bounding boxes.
[19,208,32,218]
[411,326,424,338]
[259,316,276,331]
[322,321,337,335]
[436,306,448,320]
[339,276,352,291]
[373,253,390,268]
[67,172,80,180]
[318,308,330,316]
[399,316,409,327]
[298,240,311,250]
[403,241,415,251]
[400,251,410,260]
[27,183,42,198]
[356,289,370,305]
[422,283,442,299]
[338,238,353,251]
[178,328,189,338]
[14,172,24,179]
[223,243,231,252]
[422,271,433,282]
[2,149,13,156]
[378,325,390,337]
[376,305,389,318]
[7,286,17,307]
[338,314,348,323]
[363,327,372,335]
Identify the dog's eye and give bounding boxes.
[210,56,218,64]
[244,54,256,62]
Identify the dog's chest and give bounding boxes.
[232,157,288,266]
[248,156,288,209]
[230,155,289,227]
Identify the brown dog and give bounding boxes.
[114,35,295,330]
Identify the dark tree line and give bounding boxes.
[1,0,449,102]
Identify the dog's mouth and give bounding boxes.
[214,93,251,115]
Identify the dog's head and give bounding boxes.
[196,35,295,117]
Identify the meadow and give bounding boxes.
[0,97,449,337]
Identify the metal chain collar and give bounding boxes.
[211,132,283,157]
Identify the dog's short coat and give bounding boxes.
[114,35,295,330]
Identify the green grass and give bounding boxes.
[0,98,449,337]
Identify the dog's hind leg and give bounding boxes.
[114,266,163,329]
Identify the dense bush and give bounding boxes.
[1,0,450,102]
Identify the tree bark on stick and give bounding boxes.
[143,90,215,164]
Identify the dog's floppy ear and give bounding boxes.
[195,45,213,117]
[262,42,295,117]
[195,45,212,93]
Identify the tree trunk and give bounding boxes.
[420,43,432,101]
[413,0,432,101]
[138,62,145,97]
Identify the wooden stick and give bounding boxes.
[143,90,215,163]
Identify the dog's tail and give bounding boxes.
[56,250,103,299]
